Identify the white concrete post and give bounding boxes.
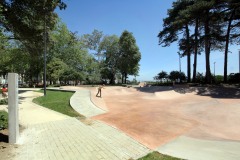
[8,73,19,143]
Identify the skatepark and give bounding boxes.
[1,85,240,160]
[88,85,240,159]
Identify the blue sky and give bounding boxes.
[56,0,240,81]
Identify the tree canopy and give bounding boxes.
[119,30,141,84]
[158,0,240,84]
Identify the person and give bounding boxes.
[96,84,105,98]
[2,85,8,98]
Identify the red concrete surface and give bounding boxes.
[87,86,240,149]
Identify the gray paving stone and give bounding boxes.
[14,118,150,160]
[9,89,151,160]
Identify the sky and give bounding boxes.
[56,0,240,81]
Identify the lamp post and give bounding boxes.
[214,62,216,77]
[178,52,182,83]
[239,49,240,73]
[178,53,181,73]
[43,13,47,96]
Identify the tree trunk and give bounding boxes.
[124,73,127,84]
[121,73,124,84]
[204,14,211,84]
[110,69,116,84]
[192,18,199,83]
[224,11,234,83]
[186,24,191,83]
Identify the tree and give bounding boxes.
[118,30,141,84]
[47,58,67,84]
[99,35,120,84]
[0,41,30,83]
[191,0,224,83]
[219,0,240,82]
[158,0,194,83]
[49,21,96,84]
[169,70,186,82]
[0,0,66,42]
[0,0,66,84]
[159,0,229,84]
[82,29,104,61]
[154,71,168,82]
[60,67,84,85]
[177,1,203,82]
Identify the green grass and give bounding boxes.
[137,151,183,160]
[33,90,81,117]
[0,110,8,130]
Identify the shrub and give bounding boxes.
[0,110,8,130]
[0,99,7,105]
[196,72,205,84]
[169,71,186,82]
[213,75,223,84]
[228,73,240,84]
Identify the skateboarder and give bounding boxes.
[2,85,8,98]
[96,84,105,98]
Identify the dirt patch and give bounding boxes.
[0,125,26,159]
[0,129,18,159]
[76,116,94,126]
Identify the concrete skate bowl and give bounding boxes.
[90,86,240,149]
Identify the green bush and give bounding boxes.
[0,110,8,130]
[0,99,8,105]
[196,72,205,84]
[213,75,223,84]
[228,73,240,83]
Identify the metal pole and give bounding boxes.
[179,55,181,72]
[214,62,216,76]
[239,50,240,73]
[178,53,182,83]
[44,14,47,96]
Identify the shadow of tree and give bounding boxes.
[18,89,38,104]
[194,87,240,99]
[0,132,8,143]
[173,87,194,94]
[135,85,240,99]
[135,86,173,93]
[18,90,34,94]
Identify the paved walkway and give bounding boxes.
[70,90,106,117]
[9,89,150,160]
[157,136,240,160]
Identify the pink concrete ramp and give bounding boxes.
[88,86,240,150]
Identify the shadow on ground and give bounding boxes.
[135,86,173,93]
[135,86,240,99]
[195,87,240,99]
[0,130,8,143]
[18,89,42,104]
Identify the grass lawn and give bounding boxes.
[137,151,183,160]
[33,90,82,117]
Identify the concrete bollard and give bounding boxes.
[8,73,19,144]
